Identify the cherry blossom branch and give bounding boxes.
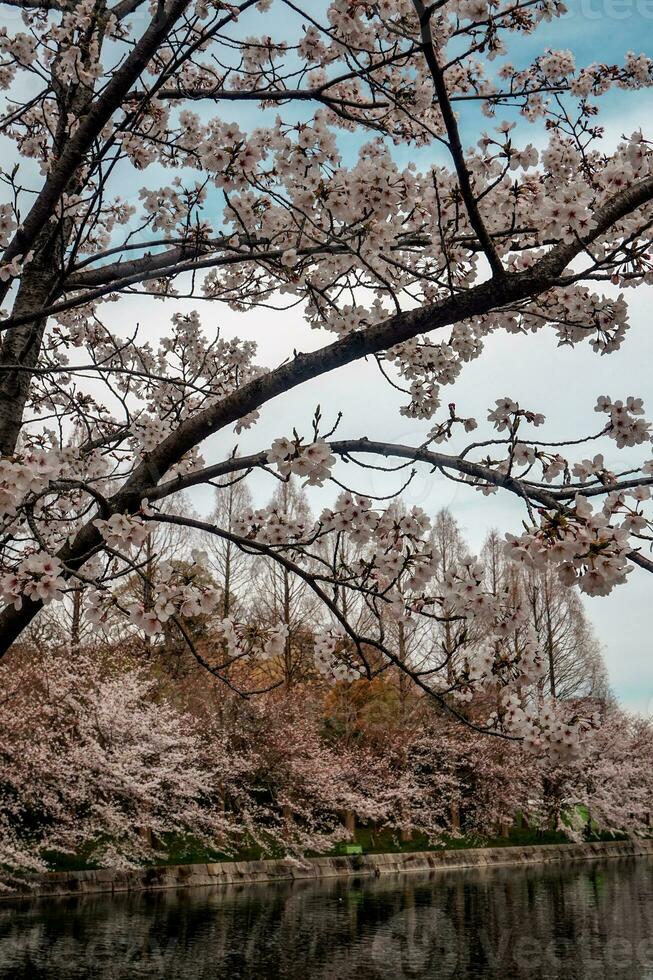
[1,169,652,654]
[0,0,196,297]
[413,0,505,278]
[145,437,653,576]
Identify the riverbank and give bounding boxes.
[4,838,653,901]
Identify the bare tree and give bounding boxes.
[482,530,611,702]
[206,479,254,620]
[250,479,322,687]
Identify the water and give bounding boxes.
[1,857,653,979]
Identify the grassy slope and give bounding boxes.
[44,819,629,873]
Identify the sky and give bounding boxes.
[4,2,653,709]
[114,4,653,711]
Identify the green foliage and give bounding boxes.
[41,824,584,872]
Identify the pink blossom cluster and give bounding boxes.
[313,634,361,684]
[267,437,336,486]
[0,553,66,608]
[505,495,634,597]
[493,692,592,761]
[0,450,60,520]
[595,395,652,448]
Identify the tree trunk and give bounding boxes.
[283,567,292,687]
[71,587,82,649]
[0,253,60,455]
[450,801,461,833]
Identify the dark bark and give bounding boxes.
[0,256,57,455]
[1,178,652,654]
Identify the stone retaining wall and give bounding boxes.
[5,839,653,900]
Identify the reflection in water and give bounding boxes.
[1,858,653,979]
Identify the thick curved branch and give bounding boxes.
[0,174,652,653]
[111,0,148,17]
[147,439,653,577]
[59,226,547,299]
